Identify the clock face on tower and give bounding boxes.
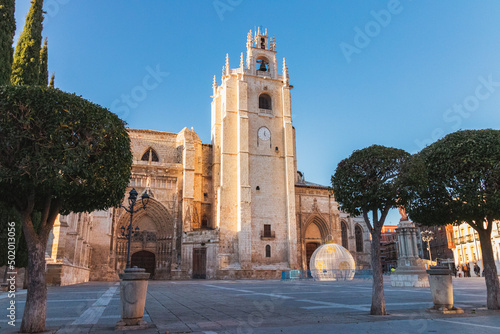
[258,127,271,141]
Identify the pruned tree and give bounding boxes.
[0,85,132,332]
[400,129,500,309]
[38,37,48,86]
[11,0,44,86]
[48,72,54,88]
[332,145,410,315]
[0,0,16,85]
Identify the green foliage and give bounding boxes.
[10,0,44,86]
[48,72,54,88]
[0,0,16,85]
[0,85,133,216]
[332,145,410,220]
[38,37,48,86]
[401,129,500,227]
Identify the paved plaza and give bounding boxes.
[1,277,500,333]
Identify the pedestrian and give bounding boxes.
[466,263,471,277]
[452,265,457,277]
[462,263,468,277]
[474,263,480,277]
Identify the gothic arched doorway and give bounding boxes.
[131,250,155,279]
[303,215,329,271]
[116,197,174,279]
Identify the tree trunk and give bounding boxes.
[370,231,386,315]
[19,235,47,332]
[478,228,500,310]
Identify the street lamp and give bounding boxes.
[120,188,149,268]
[421,230,435,262]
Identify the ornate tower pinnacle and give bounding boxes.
[283,58,289,86]
[247,29,253,48]
[270,35,276,51]
[225,53,230,75]
[222,65,225,78]
[212,75,217,96]
[240,52,244,69]
[253,26,270,50]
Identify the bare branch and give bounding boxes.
[41,199,61,243]
[362,211,373,233]
[39,196,51,230]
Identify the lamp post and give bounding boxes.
[421,230,435,262]
[120,188,149,268]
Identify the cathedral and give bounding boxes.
[45,29,371,285]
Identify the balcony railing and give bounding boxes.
[466,235,473,243]
[459,236,465,244]
[260,230,275,240]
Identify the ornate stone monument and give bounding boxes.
[390,207,429,287]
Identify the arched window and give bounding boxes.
[259,93,272,110]
[355,225,363,252]
[265,245,271,258]
[141,148,159,162]
[341,221,348,249]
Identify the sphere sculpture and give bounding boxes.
[310,243,356,281]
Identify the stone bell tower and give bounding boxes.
[211,28,298,277]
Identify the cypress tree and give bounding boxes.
[38,37,48,86]
[0,0,16,85]
[11,0,44,86]
[48,72,54,88]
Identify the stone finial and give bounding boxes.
[225,53,230,74]
[222,65,225,78]
[240,52,244,69]
[271,35,276,51]
[283,58,289,86]
[212,75,217,96]
[247,30,253,48]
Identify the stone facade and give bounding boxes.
[450,222,500,275]
[419,225,454,261]
[45,29,371,284]
[46,213,92,286]
[380,225,398,272]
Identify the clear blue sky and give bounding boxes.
[13,0,500,225]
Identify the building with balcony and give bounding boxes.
[450,222,500,275]
[419,225,454,262]
[380,225,398,272]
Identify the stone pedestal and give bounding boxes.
[116,267,150,329]
[426,266,463,314]
[391,220,429,287]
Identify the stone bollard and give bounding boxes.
[426,266,463,314]
[116,267,150,329]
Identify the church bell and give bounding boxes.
[258,61,267,72]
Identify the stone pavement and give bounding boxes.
[1,276,499,333]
